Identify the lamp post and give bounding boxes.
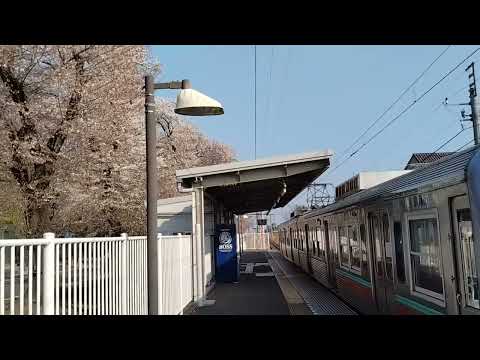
[144,75,223,315]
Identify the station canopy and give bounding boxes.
[176,150,333,214]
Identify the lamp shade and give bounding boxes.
[174,88,224,116]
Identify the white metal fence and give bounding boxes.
[0,233,193,315]
[160,234,192,315]
[240,232,271,251]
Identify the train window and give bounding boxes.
[320,227,326,258]
[305,229,308,252]
[382,214,393,280]
[393,222,406,284]
[318,228,322,257]
[329,226,337,258]
[457,209,479,309]
[300,229,304,251]
[360,224,369,278]
[339,227,349,269]
[303,229,306,251]
[311,229,316,255]
[371,215,384,278]
[349,226,361,272]
[315,227,321,258]
[305,230,308,252]
[408,217,444,299]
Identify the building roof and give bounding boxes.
[156,195,191,206]
[176,150,333,214]
[411,152,454,163]
[305,146,479,219]
[176,150,333,179]
[405,152,454,169]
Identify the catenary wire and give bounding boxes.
[334,45,452,164]
[421,126,473,163]
[328,47,480,176]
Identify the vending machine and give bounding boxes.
[214,224,239,283]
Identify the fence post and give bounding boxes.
[42,232,55,315]
[121,233,128,315]
[157,233,163,315]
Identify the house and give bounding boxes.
[404,152,454,170]
[156,195,214,236]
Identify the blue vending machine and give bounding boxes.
[214,224,239,283]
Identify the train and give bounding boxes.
[276,145,480,315]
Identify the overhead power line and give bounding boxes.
[432,84,470,112]
[335,45,452,164]
[454,139,475,152]
[276,47,291,120]
[254,45,257,159]
[329,46,480,176]
[422,126,473,163]
[265,46,275,151]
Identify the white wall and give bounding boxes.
[157,196,213,236]
[203,196,215,289]
[157,195,216,292]
[359,170,412,189]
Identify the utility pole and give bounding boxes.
[466,62,480,145]
[144,75,159,315]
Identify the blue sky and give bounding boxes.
[150,45,480,222]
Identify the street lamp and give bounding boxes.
[144,75,223,315]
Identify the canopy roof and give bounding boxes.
[176,150,333,214]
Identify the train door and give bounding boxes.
[305,224,313,273]
[279,229,284,254]
[451,196,480,315]
[294,225,302,266]
[289,228,294,260]
[324,220,337,288]
[369,211,394,313]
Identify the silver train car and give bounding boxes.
[277,146,480,315]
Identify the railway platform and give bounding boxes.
[186,250,293,315]
[268,251,357,315]
[187,249,356,315]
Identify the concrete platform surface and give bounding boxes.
[188,251,290,315]
[269,251,357,315]
[187,250,356,316]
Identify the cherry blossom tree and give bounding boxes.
[155,99,235,199]
[0,45,234,237]
[0,45,158,236]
